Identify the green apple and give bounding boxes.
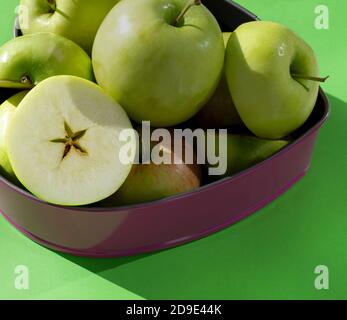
[225,21,327,139]
[6,75,135,206]
[205,132,290,179]
[19,0,120,54]
[193,32,242,128]
[101,129,202,206]
[0,33,94,89]
[93,0,225,127]
[0,91,28,185]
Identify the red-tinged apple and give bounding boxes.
[101,130,202,206]
[193,32,242,129]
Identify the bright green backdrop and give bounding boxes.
[0,0,346,300]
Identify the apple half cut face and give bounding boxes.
[6,75,136,206]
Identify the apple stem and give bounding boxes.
[46,0,66,17]
[46,0,56,11]
[291,74,329,83]
[175,0,202,26]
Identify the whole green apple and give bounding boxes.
[0,91,28,185]
[204,131,290,180]
[225,21,327,139]
[0,33,94,89]
[93,0,225,127]
[193,32,242,129]
[19,0,120,54]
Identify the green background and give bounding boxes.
[0,0,346,300]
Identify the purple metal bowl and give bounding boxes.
[2,0,330,257]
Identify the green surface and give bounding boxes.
[0,0,346,300]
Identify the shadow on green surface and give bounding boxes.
[58,94,347,299]
[58,251,157,274]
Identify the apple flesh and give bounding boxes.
[0,91,28,185]
[0,33,94,89]
[193,32,242,129]
[205,132,290,179]
[92,0,225,127]
[101,130,202,206]
[225,21,322,139]
[19,0,120,54]
[6,75,135,206]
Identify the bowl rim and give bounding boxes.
[0,89,330,213]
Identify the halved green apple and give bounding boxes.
[6,75,135,206]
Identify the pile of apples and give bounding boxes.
[0,0,326,207]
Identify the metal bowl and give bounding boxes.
[1,0,330,257]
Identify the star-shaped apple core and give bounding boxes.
[50,121,88,160]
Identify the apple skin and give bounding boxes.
[0,91,28,185]
[225,21,320,139]
[0,33,94,89]
[192,73,242,129]
[205,132,290,180]
[193,32,242,129]
[19,0,120,54]
[92,0,225,127]
[101,161,202,206]
[100,130,202,206]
